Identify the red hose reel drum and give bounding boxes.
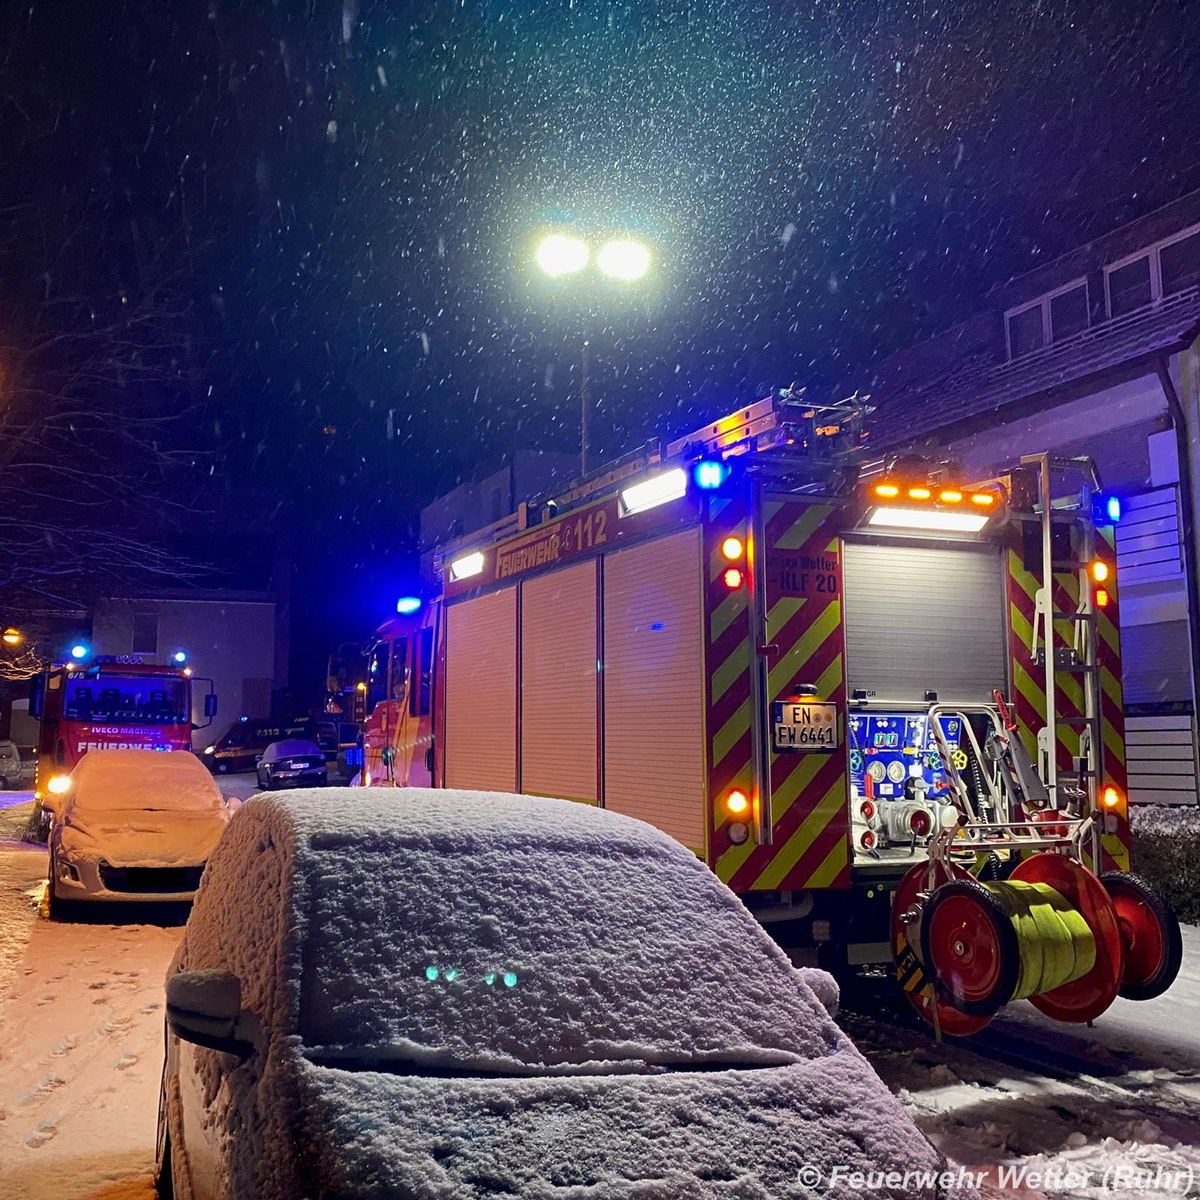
[1008,853,1123,1024]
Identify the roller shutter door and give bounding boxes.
[603,528,705,849]
[444,588,517,792]
[843,541,1007,703]
[520,561,598,802]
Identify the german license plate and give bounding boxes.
[772,701,839,752]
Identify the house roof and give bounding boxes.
[870,285,1200,448]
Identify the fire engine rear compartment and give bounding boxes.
[437,506,1010,885]
[440,525,708,853]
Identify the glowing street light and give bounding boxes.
[2,627,22,647]
[597,238,651,281]
[535,233,589,277]
[531,226,656,473]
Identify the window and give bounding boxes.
[390,636,409,702]
[1161,229,1200,297]
[1007,305,1045,358]
[1105,222,1200,318]
[410,628,434,717]
[1005,279,1088,360]
[1107,257,1152,318]
[1050,285,1089,340]
[131,614,158,655]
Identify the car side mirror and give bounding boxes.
[204,693,218,718]
[166,969,253,1059]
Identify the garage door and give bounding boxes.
[602,528,705,849]
[444,588,517,792]
[520,561,598,802]
[842,540,1007,703]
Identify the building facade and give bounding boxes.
[865,191,1200,804]
[92,590,288,745]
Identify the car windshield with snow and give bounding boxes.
[157,790,951,1199]
[46,749,230,914]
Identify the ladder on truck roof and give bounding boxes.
[1022,452,1106,819]
[434,387,874,569]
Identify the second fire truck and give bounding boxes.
[358,390,1181,1035]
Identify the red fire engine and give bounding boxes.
[360,390,1181,1034]
[32,653,217,801]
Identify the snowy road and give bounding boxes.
[0,780,256,1200]
[844,936,1200,1198]
[1,784,1198,1200]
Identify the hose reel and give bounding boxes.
[892,853,1179,1034]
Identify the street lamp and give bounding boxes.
[2,627,22,647]
[532,228,655,474]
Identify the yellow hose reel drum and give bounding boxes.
[893,853,1181,1033]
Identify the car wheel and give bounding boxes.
[0,774,8,790]
[45,854,66,921]
[156,1125,176,1200]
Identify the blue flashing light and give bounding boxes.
[425,966,439,981]
[691,463,724,492]
[396,596,422,615]
[1093,493,1123,525]
[693,460,730,490]
[69,643,89,660]
[239,715,249,722]
[171,649,188,665]
[502,971,518,988]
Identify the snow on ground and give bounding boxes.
[0,778,255,1199]
[846,925,1200,1198]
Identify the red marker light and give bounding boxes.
[1095,588,1110,608]
[723,567,744,589]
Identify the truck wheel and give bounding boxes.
[920,878,1020,1017]
[1100,871,1183,1002]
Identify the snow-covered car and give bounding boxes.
[156,789,951,1200]
[0,738,34,788]
[255,739,328,790]
[44,749,231,915]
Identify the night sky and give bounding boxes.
[3,1,1199,695]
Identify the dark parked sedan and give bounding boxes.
[255,740,328,791]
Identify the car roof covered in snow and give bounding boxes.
[249,786,690,855]
[68,749,225,811]
[188,789,847,1075]
[262,739,323,760]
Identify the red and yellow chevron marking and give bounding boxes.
[713,498,851,892]
[704,494,753,875]
[1005,526,1128,871]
